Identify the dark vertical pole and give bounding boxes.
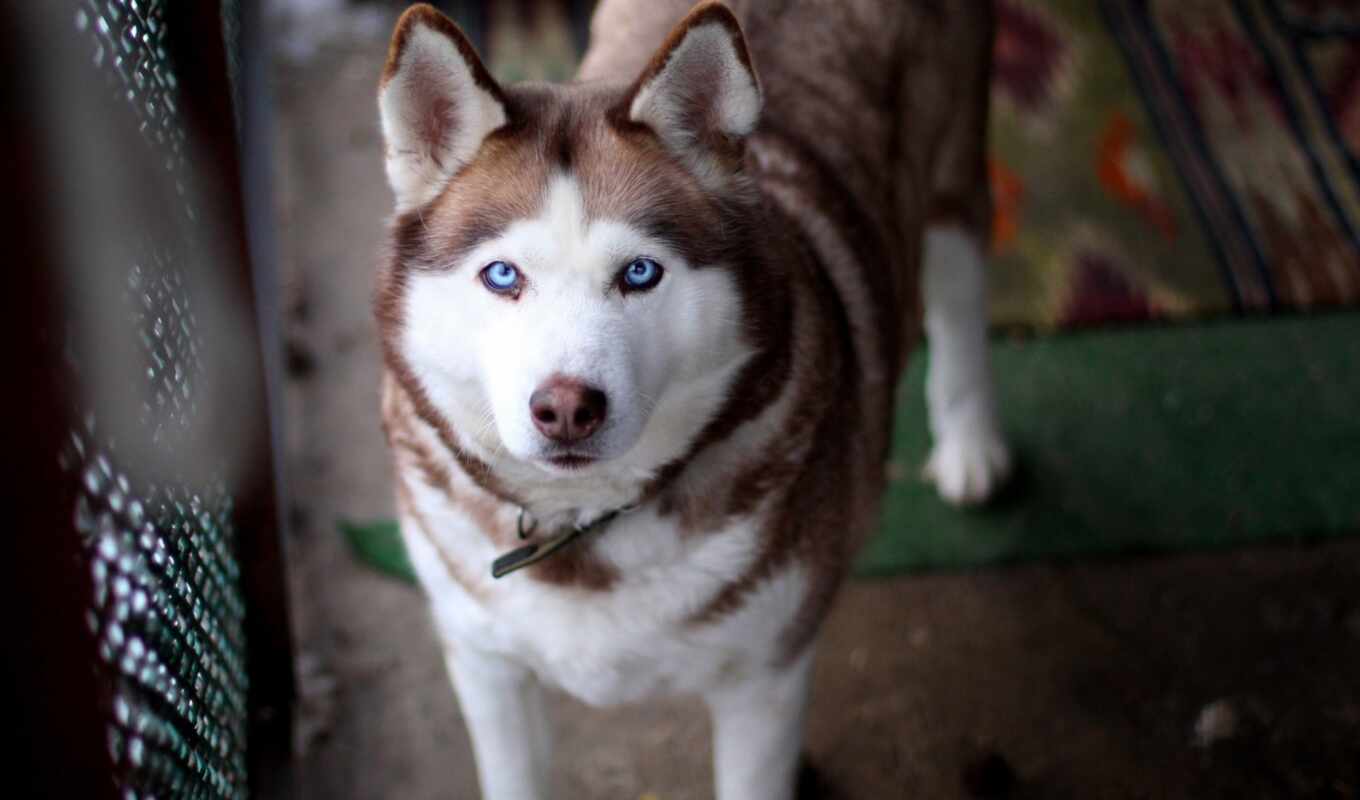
[236,0,299,788]
[166,2,297,790]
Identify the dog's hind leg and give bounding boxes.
[444,646,552,800]
[901,2,1012,505]
[704,649,814,800]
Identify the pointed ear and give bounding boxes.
[378,4,508,211]
[624,3,761,166]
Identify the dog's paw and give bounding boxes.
[923,425,1012,506]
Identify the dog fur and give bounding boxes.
[375,2,1009,797]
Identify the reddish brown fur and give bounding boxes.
[376,75,796,522]
[395,476,484,600]
[377,1,995,653]
[384,376,508,543]
[578,0,995,657]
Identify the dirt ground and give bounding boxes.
[266,25,1360,800]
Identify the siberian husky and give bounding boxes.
[375,2,1009,797]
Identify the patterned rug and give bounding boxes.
[992,0,1360,328]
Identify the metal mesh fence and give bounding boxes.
[53,1,259,797]
[61,262,251,798]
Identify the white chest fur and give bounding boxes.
[399,473,807,707]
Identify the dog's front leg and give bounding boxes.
[444,645,552,800]
[921,224,1013,505]
[705,649,814,800]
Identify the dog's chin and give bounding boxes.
[539,452,599,473]
[529,438,638,476]
[498,419,650,476]
[512,441,612,475]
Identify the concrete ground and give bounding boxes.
[267,22,1360,800]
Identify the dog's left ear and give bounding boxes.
[379,4,508,212]
[623,2,761,169]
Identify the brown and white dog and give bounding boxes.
[375,2,1009,797]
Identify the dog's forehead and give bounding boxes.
[408,83,722,269]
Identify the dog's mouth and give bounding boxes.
[544,453,597,470]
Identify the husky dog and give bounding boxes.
[376,2,1008,797]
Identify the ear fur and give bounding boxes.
[378,4,507,211]
[625,3,762,165]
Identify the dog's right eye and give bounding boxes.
[480,261,523,296]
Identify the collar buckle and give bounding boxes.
[516,507,537,540]
[493,502,638,580]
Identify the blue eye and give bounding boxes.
[480,261,522,295]
[620,258,664,292]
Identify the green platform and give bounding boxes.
[859,313,1360,575]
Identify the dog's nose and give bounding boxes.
[529,377,607,443]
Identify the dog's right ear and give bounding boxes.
[379,4,508,212]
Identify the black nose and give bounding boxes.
[529,377,607,443]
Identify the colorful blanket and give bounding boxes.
[993,0,1360,328]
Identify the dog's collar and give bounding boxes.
[490,503,638,579]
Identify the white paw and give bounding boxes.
[923,426,1013,506]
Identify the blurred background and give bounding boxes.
[6,1,1359,798]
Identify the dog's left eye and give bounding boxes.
[619,258,664,293]
[480,261,522,295]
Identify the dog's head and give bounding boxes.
[377,3,779,486]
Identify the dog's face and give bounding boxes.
[398,165,748,475]
[377,4,767,479]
